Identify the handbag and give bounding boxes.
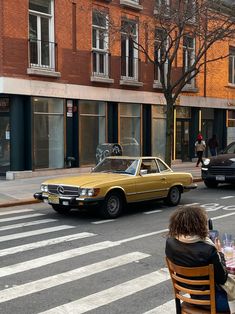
[221,275,235,301]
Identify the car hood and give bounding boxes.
[42,173,133,187]
[209,153,235,166]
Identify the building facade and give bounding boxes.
[0,0,235,175]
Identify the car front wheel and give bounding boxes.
[164,186,181,206]
[51,204,71,215]
[204,180,218,188]
[100,192,123,219]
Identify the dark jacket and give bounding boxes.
[165,237,228,285]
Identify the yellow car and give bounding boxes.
[34,156,197,218]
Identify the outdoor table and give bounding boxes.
[225,250,235,275]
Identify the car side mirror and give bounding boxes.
[140,169,148,176]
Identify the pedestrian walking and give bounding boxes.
[195,133,206,167]
[208,134,219,156]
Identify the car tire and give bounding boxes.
[204,180,218,188]
[51,204,71,215]
[100,192,123,219]
[164,186,181,206]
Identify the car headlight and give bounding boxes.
[41,184,48,192]
[203,158,210,166]
[80,188,100,197]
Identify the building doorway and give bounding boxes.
[176,119,190,161]
[0,115,10,175]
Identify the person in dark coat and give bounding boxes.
[165,205,230,313]
[208,134,219,156]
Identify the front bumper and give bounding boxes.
[33,192,104,207]
[201,169,235,183]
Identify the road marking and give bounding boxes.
[117,229,168,244]
[0,225,74,243]
[144,299,175,314]
[0,218,58,231]
[39,268,169,314]
[0,213,45,222]
[221,196,234,199]
[92,219,115,224]
[211,212,235,220]
[185,203,199,206]
[0,241,121,278]
[0,232,96,257]
[143,210,162,214]
[0,208,35,216]
[0,252,149,303]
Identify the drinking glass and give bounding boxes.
[223,240,234,260]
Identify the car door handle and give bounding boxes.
[161,177,166,181]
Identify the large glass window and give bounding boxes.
[121,20,138,80]
[152,106,166,160]
[33,98,64,169]
[79,101,106,165]
[154,28,168,84]
[92,10,109,77]
[183,35,195,86]
[0,98,10,174]
[119,103,141,156]
[29,0,55,70]
[229,47,235,85]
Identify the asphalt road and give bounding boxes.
[0,182,235,314]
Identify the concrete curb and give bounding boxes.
[0,177,202,209]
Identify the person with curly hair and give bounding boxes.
[165,206,230,313]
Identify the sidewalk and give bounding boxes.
[0,162,201,208]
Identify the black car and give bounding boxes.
[202,141,235,188]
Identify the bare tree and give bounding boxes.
[98,0,235,165]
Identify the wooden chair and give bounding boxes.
[166,257,231,314]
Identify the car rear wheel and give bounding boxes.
[204,180,218,188]
[100,192,123,219]
[51,204,71,214]
[164,186,181,206]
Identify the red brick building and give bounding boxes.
[0,0,234,175]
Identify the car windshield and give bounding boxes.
[92,158,139,175]
[224,142,235,154]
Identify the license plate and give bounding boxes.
[48,194,60,204]
[216,175,225,181]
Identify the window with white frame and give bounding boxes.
[154,28,168,84]
[92,10,109,77]
[29,0,55,70]
[155,0,170,14]
[229,47,235,85]
[121,20,138,80]
[183,35,195,86]
[185,0,196,22]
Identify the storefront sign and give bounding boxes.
[0,98,10,112]
[66,100,73,117]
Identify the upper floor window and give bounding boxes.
[185,0,196,22]
[155,0,170,15]
[29,0,55,70]
[92,10,109,77]
[154,28,168,84]
[121,20,138,80]
[183,35,195,86]
[229,47,235,85]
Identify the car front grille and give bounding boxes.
[209,167,235,176]
[48,185,79,196]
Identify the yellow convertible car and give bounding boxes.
[34,156,197,218]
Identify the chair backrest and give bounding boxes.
[166,257,216,314]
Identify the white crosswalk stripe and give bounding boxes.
[0,252,149,303]
[39,268,170,314]
[0,208,36,216]
[0,212,45,222]
[0,218,57,231]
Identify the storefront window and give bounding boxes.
[33,97,64,169]
[119,103,141,156]
[0,98,10,174]
[79,101,106,165]
[152,105,166,160]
